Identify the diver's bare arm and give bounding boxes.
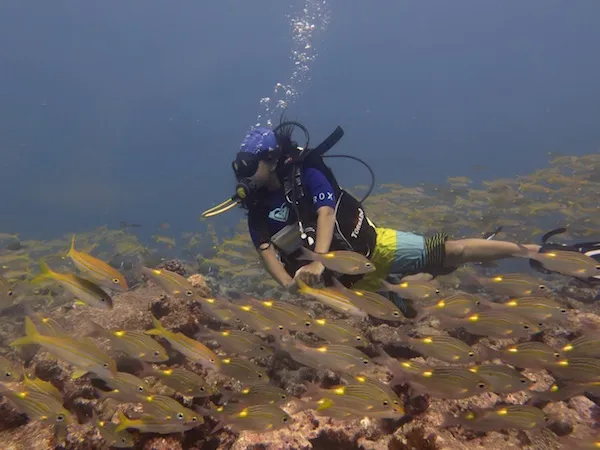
[258,244,294,287]
[314,206,336,254]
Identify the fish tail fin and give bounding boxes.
[10,316,40,347]
[115,411,133,433]
[30,260,54,285]
[297,247,316,262]
[145,316,165,336]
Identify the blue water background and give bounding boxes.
[1,0,599,242]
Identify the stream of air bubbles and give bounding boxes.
[255,0,331,127]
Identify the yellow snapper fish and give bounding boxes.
[415,292,481,321]
[442,405,549,432]
[139,363,214,398]
[472,273,549,297]
[297,247,376,275]
[310,317,370,346]
[208,403,292,433]
[395,331,478,364]
[115,410,199,435]
[145,316,221,372]
[140,394,201,424]
[467,364,534,394]
[85,320,169,362]
[331,279,404,322]
[11,317,117,380]
[31,260,113,310]
[438,310,541,339]
[277,339,373,375]
[380,278,441,301]
[484,341,563,369]
[68,235,128,291]
[296,280,368,318]
[219,357,270,385]
[195,327,273,358]
[0,383,71,427]
[516,246,600,279]
[141,266,196,299]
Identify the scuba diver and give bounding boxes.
[202,120,542,293]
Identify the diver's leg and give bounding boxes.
[444,239,541,267]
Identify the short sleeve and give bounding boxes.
[303,167,337,209]
[247,210,270,248]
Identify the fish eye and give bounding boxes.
[185,290,193,297]
[468,351,475,357]
[523,324,530,329]
[435,289,440,294]
[477,382,486,389]
[159,294,167,300]
[100,297,106,302]
[257,373,263,378]
[539,285,546,289]
[520,378,528,384]
[57,414,65,422]
[260,346,266,351]
[281,394,287,399]
[210,358,216,363]
[192,416,198,422]
[121,438,128,444]
[475,300,480,305]
[382,400,389,406]
[366,262,373,268]
[595,265,600,270]
[112,278,120,284]
[362,359,369,365]
[553,352,561,358]
[177,413,184,420]
[137,386,144,392]
[393,311,400,317]
[7,290,13,296]
[5,372,11,377]
[154,350,160,356]
[200,387,206,391]
[282,416,289,423]
[103,363,109,367]
[355,336,362,341]
[560,309,567,314]
[304,322,311,328]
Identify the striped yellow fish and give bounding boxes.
[68,235,128,291]
[31,260,113,310]
[11,317,117,379]
[146,316,221,372]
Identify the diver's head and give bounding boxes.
[232,127,282,208]
[233,126,281,187]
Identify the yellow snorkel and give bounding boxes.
[201,196,241,218]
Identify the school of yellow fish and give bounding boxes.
[0,235,598,448]
[0,154,599,448]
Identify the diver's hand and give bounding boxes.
[294,261,325,286]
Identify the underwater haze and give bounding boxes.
[1,0,600,239]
